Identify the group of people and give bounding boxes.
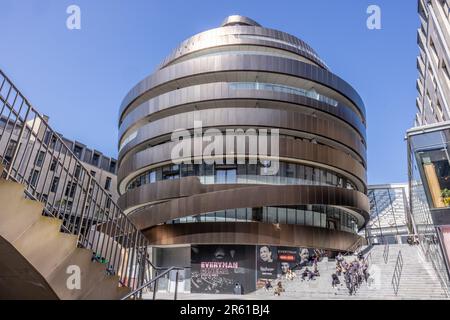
[267,258,322,296]
[332,253,369,295]
[91,252,115,275]
[407,234,420,246]
[300,263,320,281]
[285,269,297,281]
[264,280,285,296]
[191,271,235,293]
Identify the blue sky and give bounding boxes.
[0,0,418,184]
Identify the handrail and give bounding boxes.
[383,241,389,264]
[391,250,403,295]
[343,237,364,256]
[0,69,151,294]
[364,251,372,267]
[121,266,186,300]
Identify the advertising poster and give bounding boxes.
[277,246,299,276]
[190,245,256,294]
[257,245,278,280]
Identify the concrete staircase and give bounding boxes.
[0,164,130,299]
[252,244,449,300]
[354,244,448,299]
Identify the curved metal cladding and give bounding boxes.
[118,16,369,249]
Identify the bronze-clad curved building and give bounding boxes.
[118,16,368,255]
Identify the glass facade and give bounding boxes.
[166,205,359,234]
[365,185,410,245]
[408,126,450,289]
[126,161,358,192]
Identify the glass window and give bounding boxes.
[215,167,236,184]
[51,177,59,193]
[278,207,287,224]
[65,182,76,198]
[215,169,226,184]
[226,209,236,221]
[109,161,116,173]
[236,208,247,221]
[5,140,17,162]
[305,167,313,185]
[50,158,57,171]
[305,210,313,226]
[29,169,39,187]
[204,213,215,222]
[104,177,112,191]
[74,165,81,179]
[34,151,45,167]
[216,210,226,222]
[74,145,83,159]
[181,164,195,177]
[314,211,321,227]
[92,153,100,166]
[287,208,296,225]
[267,207,277,223]
[163,165,180,180]
[149,171,156,183]
[321,213,327,228]
[297,208,305,225]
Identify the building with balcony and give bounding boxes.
[416,0,450,125]
[406,0,450,291]
[0,113,118,212]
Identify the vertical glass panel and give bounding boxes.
[203,164,214,184]
[215,210,225,222]
[314,211,321,227]
[305,210,313,226]
[278,207,287,224]
[247,208,253,221]
[204,213,216,222]
[305,166,313,185]
[149,171,156,183]
[267,207,277,223]
[226,169,237,183]
[226,209,236,221]
[297,208,305,225]
[321,213,327,228]
[287,208,296,224]
[236,208,247,221]
[237,164,247,183]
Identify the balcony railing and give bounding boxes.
[0,69,150,294]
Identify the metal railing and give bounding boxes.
[0,69,150,294]
[122,266,189,300]
[383,241,389,264]
[364,251,372,267]
[343,237,364,256]
[391,250,403,295]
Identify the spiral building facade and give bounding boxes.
[118,16,369,285]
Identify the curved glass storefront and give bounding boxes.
[126,161,358,191]
[166,205,359,234]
